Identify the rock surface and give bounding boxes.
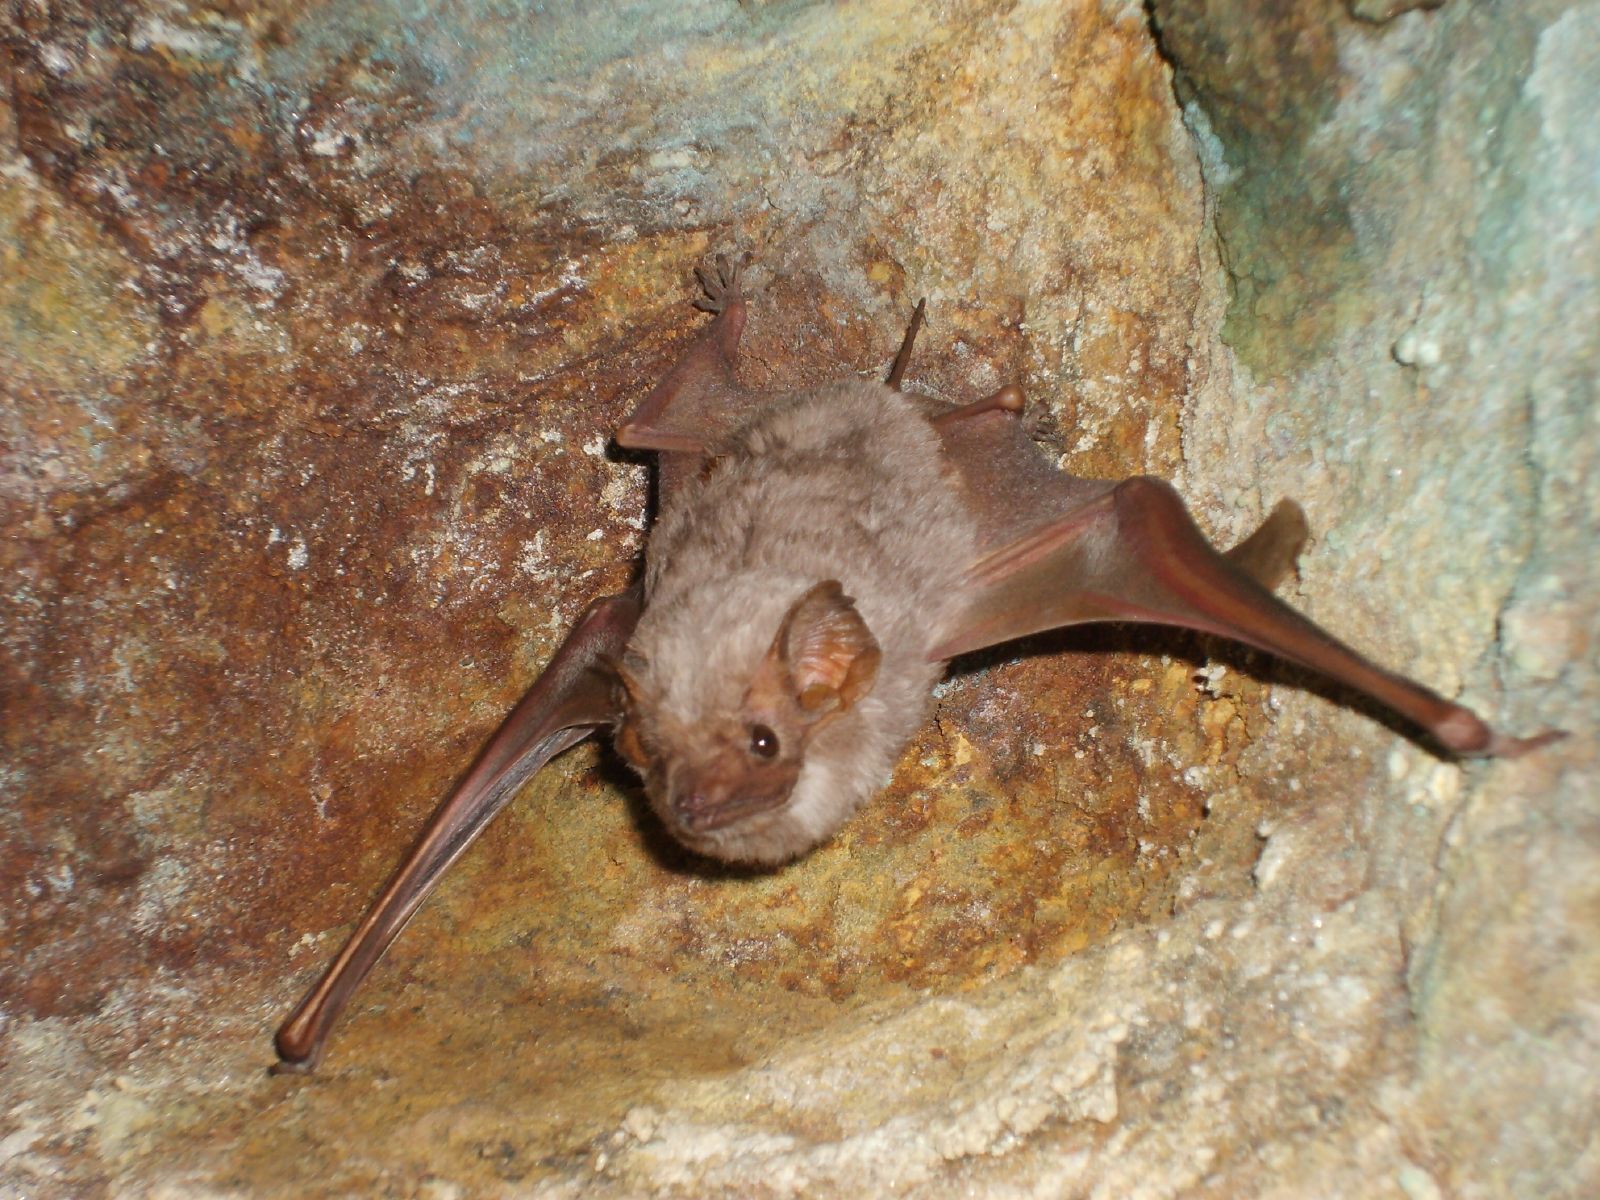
[2,1,1593,1196]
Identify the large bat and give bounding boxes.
[274,257,1561,1071]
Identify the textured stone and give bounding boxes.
[2,0,1593,1197]
[1348,0,1447,23]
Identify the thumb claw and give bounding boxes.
[1477,728,1567,759]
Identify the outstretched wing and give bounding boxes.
[274,586,642,1072]
[931,407,1560,759]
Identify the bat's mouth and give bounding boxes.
[673,788,788,833]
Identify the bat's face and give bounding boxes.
[613,682,812,860]
[613,579,881,865]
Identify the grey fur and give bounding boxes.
[624,379,977,864]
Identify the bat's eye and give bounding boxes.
[749,724,780,759]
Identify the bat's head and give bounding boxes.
[613,578,882,865]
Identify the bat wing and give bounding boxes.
[273,586,642,1072]
[931,408,1561,759]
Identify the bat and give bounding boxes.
[273,255,1562,1072]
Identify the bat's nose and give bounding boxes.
[672,776,740,829]
[674,791,718,831]
[671,782,787,833]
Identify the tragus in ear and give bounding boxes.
[770,580,881,717]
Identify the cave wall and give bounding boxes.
[2,1,1593,1196]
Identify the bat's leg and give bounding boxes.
[616,255,748,454]
[1224,499,1309,589]
[273,587,641,1072]
[886,298,927,390]
[932,384,1027,428]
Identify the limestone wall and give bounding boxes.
[3,2,1592,1195]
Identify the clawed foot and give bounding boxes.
[693,253,745,314]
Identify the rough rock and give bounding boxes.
[2,0,1593,1196]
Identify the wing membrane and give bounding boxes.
[932,411,1558,759]
[274,586,642,1072]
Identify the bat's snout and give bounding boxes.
[673,785,788,833]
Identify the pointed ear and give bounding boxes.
[770,581,881,716]
[605,653,652,771]
[605,652,648,712]
[619,651,648,690]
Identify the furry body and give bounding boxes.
[622,379,977,864]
